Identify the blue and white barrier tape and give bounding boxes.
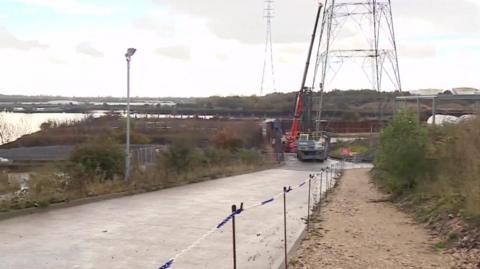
[155,169,341,269]
[216,208,243,229]
[158,259,174,269]
[261,198,274,205]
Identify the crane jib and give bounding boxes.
[288,3,324,148]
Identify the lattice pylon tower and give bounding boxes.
[312,0,402,130]
[260,0,276,95]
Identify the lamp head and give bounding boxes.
[125,48,137,60]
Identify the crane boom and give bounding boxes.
[285,2,324,152]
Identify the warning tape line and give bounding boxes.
[157,162,344,269]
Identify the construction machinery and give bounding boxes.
[284,3,328,160]
[296,132,330,162]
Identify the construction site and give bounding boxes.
[0,0,479,268]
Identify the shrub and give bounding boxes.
[203,147,234,165]
[69,139,124,180]
[161,142,195,174]
[374,109,429,195]
[0,171,19,194]
[115,131,151,144]
[237,149,262,165]
[27,173,61,207]
[212,129,244,151]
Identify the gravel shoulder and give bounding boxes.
[293,168,455,269]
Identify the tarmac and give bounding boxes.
[0,157,371,269]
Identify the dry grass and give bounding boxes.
[374,114,480,233]
[0,116,270,212]
[1,116,262,149]
[0,151,275,212]
[0,171,14,194]
[425,118,480,218]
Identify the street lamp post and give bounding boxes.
[125,48,136,180]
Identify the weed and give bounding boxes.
[374,113,480,250]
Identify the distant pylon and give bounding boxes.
[312,0,402,130]
[260,0,276,95]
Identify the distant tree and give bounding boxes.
[212,129,243,151]
[69,139,124,180]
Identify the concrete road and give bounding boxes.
[0,159,371,269]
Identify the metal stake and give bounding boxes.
[307,175,312,231]
[231,204,237,269]
[283,187,288,269]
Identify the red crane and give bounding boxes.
[285,2,324,153]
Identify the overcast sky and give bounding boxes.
[0,0,479,97]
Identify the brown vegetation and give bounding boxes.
[373,111,480,266]
[1,115,262,149]
[0,118,275,212]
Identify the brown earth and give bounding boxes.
[292,169,466,269]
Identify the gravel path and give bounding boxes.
[293,169,455,269]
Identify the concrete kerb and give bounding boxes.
[275,222,309,269]
[0,163,283,221]
[276,163,345,269]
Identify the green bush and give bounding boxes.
[374,109,429,195]
[212,129,244,151]
[69,139,124,180]
[237,149,262,165]
[203,147,234,165]
[162,143,196,174]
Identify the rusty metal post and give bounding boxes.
[231,204,237,269]
[283,187,288,269]
[307,175,312,231]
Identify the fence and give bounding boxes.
[157,160,345,269]
[130,146,157,167]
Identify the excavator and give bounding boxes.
[284,2,329,162]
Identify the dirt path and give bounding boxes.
[293,169,455,269]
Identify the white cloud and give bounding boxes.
[11,0,113,15]
[154,46,191,61]
[133,16,175,37]
[394,0,480,35]
[76,42,104,58]
[215,52,227,61]
[152,0,317,44]
[0,27,48,50]
[0,1,480,97]
[399,44,436,59]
